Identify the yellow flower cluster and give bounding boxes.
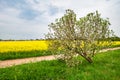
[112,41,120,46]
[0,41,48,53]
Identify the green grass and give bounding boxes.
[0,50,120,80]
[0,50,52,60]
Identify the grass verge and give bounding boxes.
[0,49,120,80]
[0,50,52,60]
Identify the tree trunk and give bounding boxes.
[79,53,93,63]
[85,57,93,63]
[75,49,93,63]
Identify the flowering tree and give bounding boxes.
[46,9,114,67]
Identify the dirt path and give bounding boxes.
[0,47,120,68]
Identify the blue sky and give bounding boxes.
[0,0,120,40]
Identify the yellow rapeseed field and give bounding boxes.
[0,40,120,53]
[0,41,48,53]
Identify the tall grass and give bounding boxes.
[0,50,120,80]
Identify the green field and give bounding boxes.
[0,50,120,80]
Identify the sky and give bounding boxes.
[0,0,120,40]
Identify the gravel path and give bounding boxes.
[0,47,120,68]
[0,55,56,68]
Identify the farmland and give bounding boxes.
[1,41,120,53]
[0,40,48,53]
[0,40,120,60]
[0,40,51,60]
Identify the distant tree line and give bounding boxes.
[46,36,120,41]
[110,36,120,41]
[0,38,45,41]
[0,37,120,41]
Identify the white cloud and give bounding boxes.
[0,0,120,40]
[26,0,50,12]
[0,5,48,39]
